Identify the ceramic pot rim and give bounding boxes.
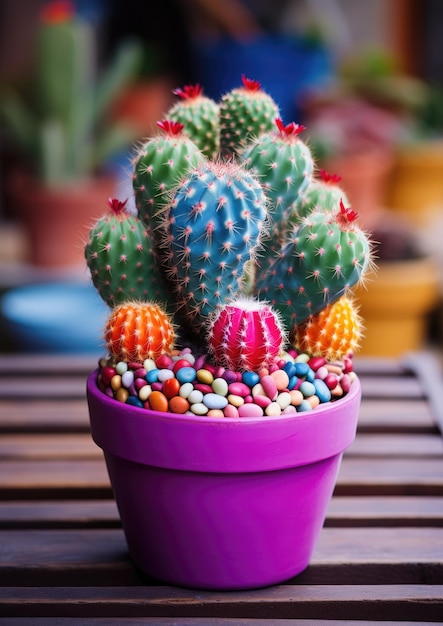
[87,369,361,473]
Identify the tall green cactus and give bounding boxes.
[0,0,143,186]
[219,75,280,158]
[167,84,220,159]
[132,120,205,250]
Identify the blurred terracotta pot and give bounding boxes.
[354,256,439,357]
[386,141,443,227]
[323,149,394,231]
[8,171,115,268]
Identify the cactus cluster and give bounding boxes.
[85,75,373,373]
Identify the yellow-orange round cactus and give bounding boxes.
[104,301,175,362]
[293,296,362,361]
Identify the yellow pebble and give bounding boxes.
[111,374,122,391]
[115,387,129,403]
[227,393,244,407]
[196,368,214,385]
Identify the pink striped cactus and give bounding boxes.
[209,298,286,371]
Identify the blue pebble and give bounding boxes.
[297,399,313,412]
[299,380,316,397]
[146,369,159,384]
[287,375,299,390]
[176,366,197,384]
[126,396,144,408]
[283,361,296,378]
[313,378,332,403]
[242,371,260,387]
[306,369,315,383]
[294,362,310,377]
[203,393,228,410]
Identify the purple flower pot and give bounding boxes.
[87,370,361,590]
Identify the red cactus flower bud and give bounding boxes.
[320,170,342,184]
[156,119,184,135]
[337,198,359,227]
[173,84,203,99]
[40,0,74,22]
[241,74,261,91]
[275,118,306,136]
[107,198,128,216]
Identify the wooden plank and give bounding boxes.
[345,433,443,456]
[1,497,442,530]
[0,400,89,433]
[326,496,443,527]
[0,584,442,621]
[0,528,442,587]
[357,398,436,432]
[0,500,120,529]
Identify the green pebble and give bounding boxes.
[300,381,316,397]
[116,361,128,375]
[212,377,229,396]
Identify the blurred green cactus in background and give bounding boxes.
[0,0,143,186]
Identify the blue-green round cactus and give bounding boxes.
[164,160,267,331]
[254,200,371,328]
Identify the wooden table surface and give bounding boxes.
[0,351,443,624]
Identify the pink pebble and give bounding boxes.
[343,357,354,373]
[134,368,147,379]
[134,378,148,391]
[204,362,217,374]
[340,373,352,393]
[214,366,225,378]
[270,369,289,391]
[260,374,278,400]
[194,383,213,394]
[128,361,143,370]
[224,404,239,418]
[151,382,163,392]
[228,381,251,397]
[315,366,329,380]
[101,366,116,386]
[244,395,253,403]
[308,356,326,371]
[194,355,207,370]
[324,373,339,390]
[155,354,173,369]
[254,394,272,408]
[269,362,279,373]
[238,403,264,417]
[173,359,192,373]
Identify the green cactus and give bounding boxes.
[85,198,169,308]
[219,75,280,158]
[132,120,205,249]
[164,160,267,331]
[167,84,220,159]
[0,0,142,186]
[254,200,371,328]
[241,118,314,257]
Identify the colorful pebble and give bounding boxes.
[98,348,355,418]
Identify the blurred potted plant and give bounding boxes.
[354,211,439,357]
[300,48,428,231]
[0,0,142,268]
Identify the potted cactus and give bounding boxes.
[0,0,142,267]
[85,75,371,590]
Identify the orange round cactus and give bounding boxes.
[293,296,362,361]
[104,301,175,362]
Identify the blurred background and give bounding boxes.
[1,0,443,357]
